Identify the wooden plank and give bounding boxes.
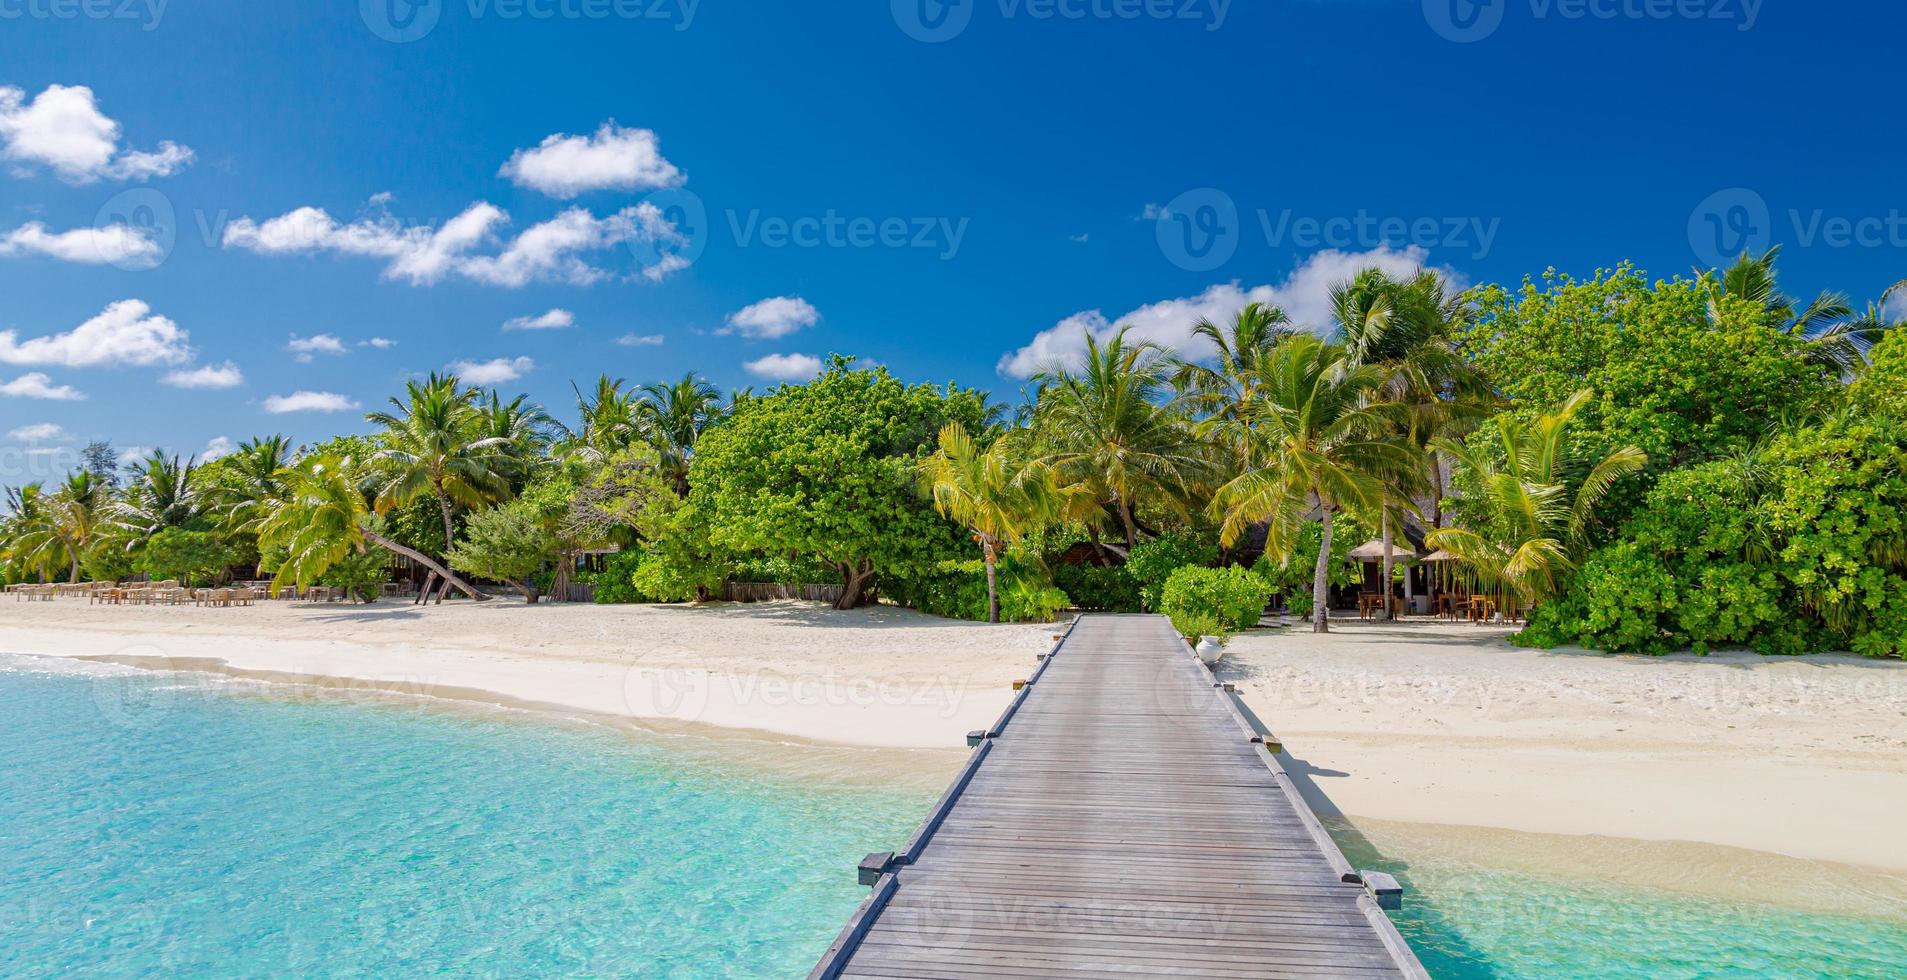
[814,614,1428,979]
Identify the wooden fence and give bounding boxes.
[724,582,845,604]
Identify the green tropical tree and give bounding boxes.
[561,375,642,461]
[1426,391,1646,607]
[111,451,208,549]
[1033,327,1207,547]
[1210,334,1413,633]
[918,423,1053,623]
[365,374,511,555]
[257,454,488,600]
[1333,268,1497,616]
[474,391,558,491]
[1708,247,1897,374]
[3,483,59,581]
[638,372,724,496]
[1172,302,1295,425]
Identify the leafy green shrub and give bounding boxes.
[587,550,651,604]
[730,554,836,585]
[1159,565,1272,634]
[1126,534,1218,611]
[890,555,1070,623]
[1000,579,1071,623]
[448,501,553,601]
[138,528,244,586]
[319,549,392,602]
[1050,562,1140,612]
[1520,417,1907,657]
[1168,610,1230,642]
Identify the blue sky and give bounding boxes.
[1,0,1902,475]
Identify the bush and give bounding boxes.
[1518,417,1907,657]
[633,550,719,603]
[1126,534,1218,611]
[319,549,392,603]
[1000,579,1071,623]
[1168,610,1230,642]
[1050,562,1141,612]
[587,550,651,604]
[1159,565,1272,635]
[138,528,244,586]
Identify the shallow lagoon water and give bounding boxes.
[4,653,1905,977]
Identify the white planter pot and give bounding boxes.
[1195,636,1226,666]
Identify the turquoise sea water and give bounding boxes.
[5,653,1907,978]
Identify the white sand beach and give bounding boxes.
[0,599,1048,750]
[5,600,1905,891]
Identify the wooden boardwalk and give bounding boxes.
[811,613,1427,979]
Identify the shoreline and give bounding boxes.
[6,601,1907,909]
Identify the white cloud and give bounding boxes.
[1069,233,1090,244]
[642,252,690,283]
[458,205,674,288]
[0,372,83,400]
[1140,203,1169,221]
[225,199,682,287]
[0,221,161,266]
[723,296,819,340]
[615,333,665,347]
[499,122,684,198]
[287,334,348,363]
[997,245,1463,378]
[503,308,575,331]
[0,299,190,369]
[263,391,358,414]
[200,435,235,461]
[447,356,534,385]
[743,353,824,381]
[223,200,508,286]
[8,422,64,442]
[162,361,244,389]
[0,84,193,184]
[361,337,397,348]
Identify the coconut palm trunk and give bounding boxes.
[364,529,488,601]
[1313,504,1335,633]
[1379,506,1394,621]
[982,538,1000,624]
[434,486,456,556]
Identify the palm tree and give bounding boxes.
[111,451,207,548]
[1334,269,1497,617]
[1172,302,1295,425]
[256,454,488,601]
[561,375,642,462]
[474,391,557,491]
[1708,247,1896,374]
[217,435,295,527]
[1210,334,1414,633]
[1032,328,1207,547]
[365,374,511,555]
[3,483,59,582]
[918,423,1052,623]
[638,372,724,496]
[1426,391,1646,607]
